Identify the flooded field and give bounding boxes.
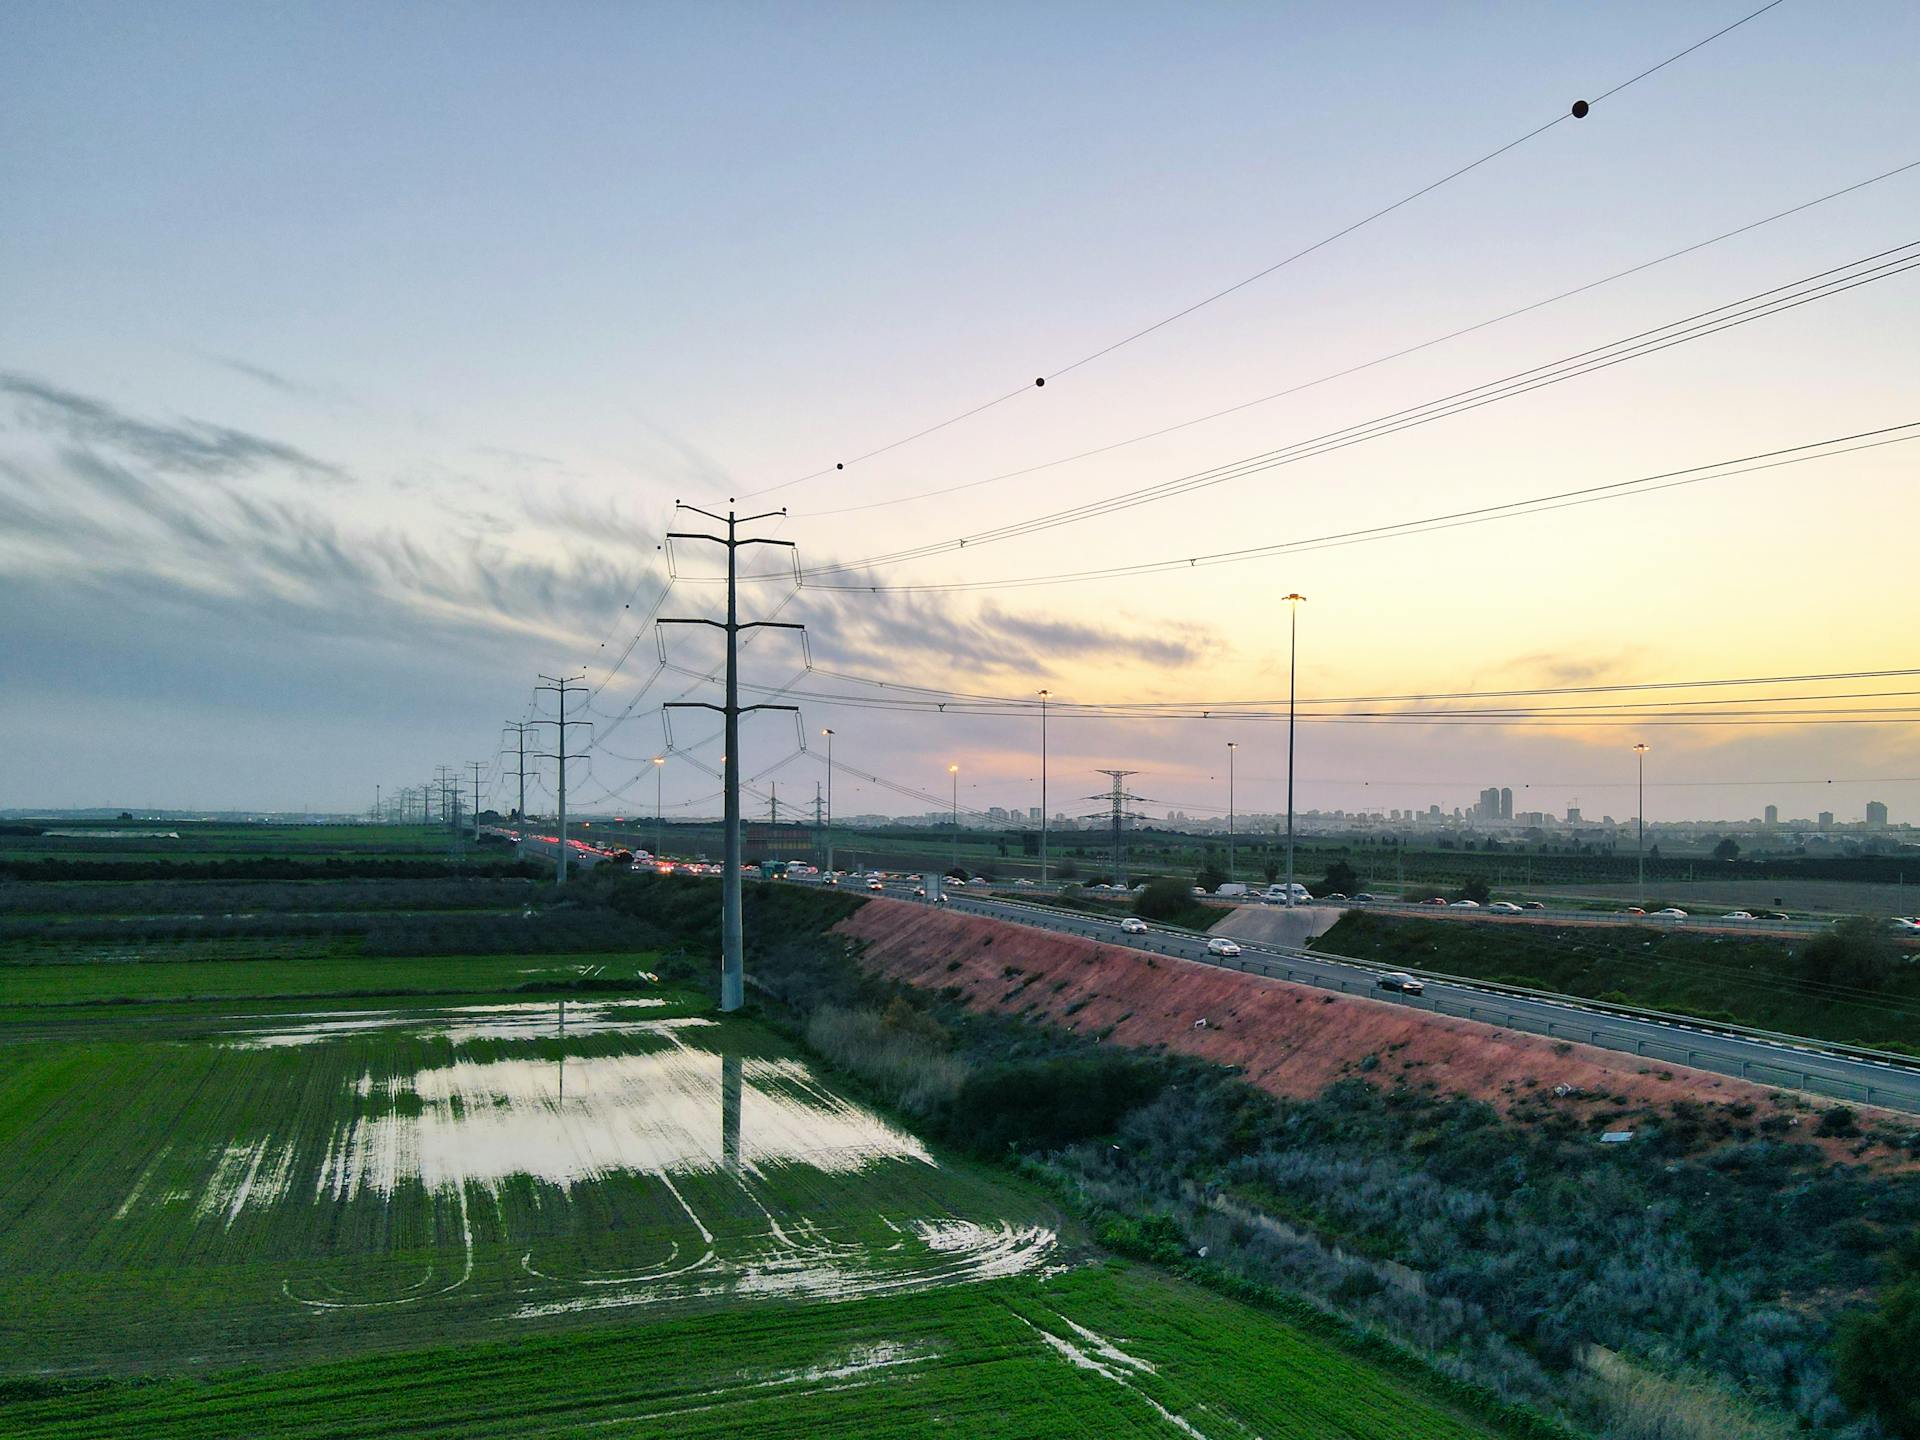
[0,994,1060,1372]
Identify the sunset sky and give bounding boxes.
[4,1,1917,823]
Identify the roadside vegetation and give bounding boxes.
[1311,911,1920,1054]
[605,871,1920,1440]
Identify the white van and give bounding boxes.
[1262,882,1313,904]
[1215,882,1250,898]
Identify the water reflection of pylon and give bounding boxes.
[557,999,566,1108]
[722,1053,742,1174]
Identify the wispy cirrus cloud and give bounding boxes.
[0,371,348,484]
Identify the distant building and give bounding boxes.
[1866,800,1889,829]
[1028,806,1042,823]
[1499,787,1513,820]
[1566,806,1582,823]
[1477,787,1500,821]
[1819,810,1834,831]
[1764,804,1778,826]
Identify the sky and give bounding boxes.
[3,0,1917,825]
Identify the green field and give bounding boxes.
[0,964,1511,1438]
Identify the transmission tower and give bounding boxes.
[659,502,803,1013]
[1091,769,1142,886]
[532,674,591,886]
[467,761,485,837]
[503,722,535,821]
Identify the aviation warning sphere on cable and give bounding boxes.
[1571,99,1591,118]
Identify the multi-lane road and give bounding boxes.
[859,881,1920,1115]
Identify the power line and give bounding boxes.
[800,158,1920,522]
[741,0,1790,502]
[798,422,1918,593]
[798,242,1920,578]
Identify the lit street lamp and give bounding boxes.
[1634,742,1650,901]
[1283,594,1306,907]
[821,728,835,873]
[1226,741,1237,882]
[652,755,665,859]
[1038,689,1050,886]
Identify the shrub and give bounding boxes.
[1835,1281,1920,1437]
[1816,1106,1860,1138]
[1801,917,1899,991]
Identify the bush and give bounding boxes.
[1801,917,1899,991]
[1134,877,1214,928]
[1835,1281,1920,1437]
[950,1054,1165,1155]
[1816,1105,1860,1138]
[1318,860,1359,895]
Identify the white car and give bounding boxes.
[1205,937,1242,957]
[1654,908,1689,918]
[1488,901,1522,913]
[1120,917,1148,934]
[1014,878,1036,887]
[1891,917,1920,934]
[866,879,885,892]
[1450,899,1480,909]
[968,876,988,886]
[1722,910,1755,920]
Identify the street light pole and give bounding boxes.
[1283,594,1306,907]
[652,755,665,859]
[1634,743,1649,901]
[949,764,959,870]
[1038,690,1049,886]
[821,728,834,874]
[1226,741,1237,882]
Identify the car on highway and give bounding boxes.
[1422,896,1449,907]
[1761,912,1792,921]
[1722,910,1756,920]
[1120,917,1148,934]
[1205,937,1243,957]
[968,876,988,885]
[1654,908,1689,919]
[1620,906,1647,916]
[1376,972,1425,995]
[1488,901,1522,913]
[1450,899,1480,909]
[913,886,927,897]
[1013,878,1035,886]
[1521,901,1546,910]
[1891,917,1920,934]
[1321,892,1348,903]
[1352,892,1377,903]
[866,879,885,892]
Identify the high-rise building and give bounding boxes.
[1764,804,1778,826]
[1028,806,1042,823]
[1499,787,1513,820]
[1566,806,1582,823]
[1866,800,1889,829]
[1818,810,1834,831]
[1477,786,1500,820]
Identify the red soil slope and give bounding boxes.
[836,899,1851,1124]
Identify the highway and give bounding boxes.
[863,882,1920,1116]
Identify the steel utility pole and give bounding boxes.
[1226,741,1237,882]
[949,764,959,869]
[1282,593,1306,907]
[1038,690,1049,886]
[660,503,801,1013]
[1634,742,1650,901]
[821,728,834,875]
[532,674,590,886]
[504,722,534,821]
[1094,769,1140,887]
[435,765,461,855]
[467,761,484,836]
